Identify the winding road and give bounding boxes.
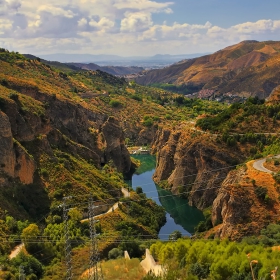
[253,155,280,173]
[81,187,130,223]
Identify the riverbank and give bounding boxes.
[128,154,205,239]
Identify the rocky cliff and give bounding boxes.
[0,86,133,219]
[152,125,242,209]
[152,124,280,239]
[212,162,280,240]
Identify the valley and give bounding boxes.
[1,44,280,279]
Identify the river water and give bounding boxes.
[127,154,205,240]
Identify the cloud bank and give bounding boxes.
[0,0,280,55]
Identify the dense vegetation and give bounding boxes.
[150,83,203,95]
[195,97,280,159]
[143,227,280,280]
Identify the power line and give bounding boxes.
[88,196,103,280]
[62,196,73,280]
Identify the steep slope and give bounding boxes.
[212,161,280,240]
[152,123,242,209]
[136,40,280,98]
[0,49,170,220]
[152,98,280,238]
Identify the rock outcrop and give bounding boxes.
[152,125,241,209]
[0,111,16,177]
[212,164,280,240]
[102,116,131,173]
[0,111,36,184]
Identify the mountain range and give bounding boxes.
[135,40,280,99]
[37,53,209,64]
[23,54,144,76]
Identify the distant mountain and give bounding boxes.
[23,54,144,76]
[68,63,144,76]
[135,40,280,99]
[36,53,209,66]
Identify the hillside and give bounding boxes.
[135,40,280,99]
[24,54,144,76]
[0,49,169,279]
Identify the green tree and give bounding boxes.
[21,224,40,254]
[169,230,182,241]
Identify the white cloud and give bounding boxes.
[0,0,280,56]
[89,17,115,31]
[37,5,76,18]
[121,12,153,32]
[113,0,173,12]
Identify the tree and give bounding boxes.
[169,230,182,241]
[68,208,82,223]
[21,224,40,253]
[136,187,143,194]
[108,248,123,259]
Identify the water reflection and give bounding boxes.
[128,154,205,239]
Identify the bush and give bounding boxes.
[8,92,19,101]
[135,187,143,194]
[169,230,182,241]
[143,118,153,127]
[109,100,122,108]
[131,95,142,101]
[108,248,123,259]
[254,186,267,200]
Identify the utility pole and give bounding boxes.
[63,196,72,280]
[19,265,25,280]
[88,196,103,280]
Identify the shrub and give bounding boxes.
[169,230,182,241]
[254,186,267,200]
[143,117,153,127]
[109,100,122,108]
[135,187,143,194]
[40,168,48,177]
[108,248,123,259]
[8,92,19,101]
[131,95,142,101]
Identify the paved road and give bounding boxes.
[81,187,130,223]
[253,158,273,174]
[253,155,280,174]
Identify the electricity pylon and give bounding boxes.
[19,265,25,280]
[63,196,72,280]
[88,196,103,280]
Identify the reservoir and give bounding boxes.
[127,154,205,240]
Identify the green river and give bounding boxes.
[127,154,205,240]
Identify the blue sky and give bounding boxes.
[154,0,280,27]
[0,0,280,56]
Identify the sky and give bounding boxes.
[1,0,280,56]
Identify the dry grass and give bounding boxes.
[79,258,145,280]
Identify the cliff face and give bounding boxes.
[0,111,36,185]
[152,125,241,209]
[152,125,280,239]
[0,90,132,173]
[102,116,131,173]
[0,111,16,178]
[212,163,280,240]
